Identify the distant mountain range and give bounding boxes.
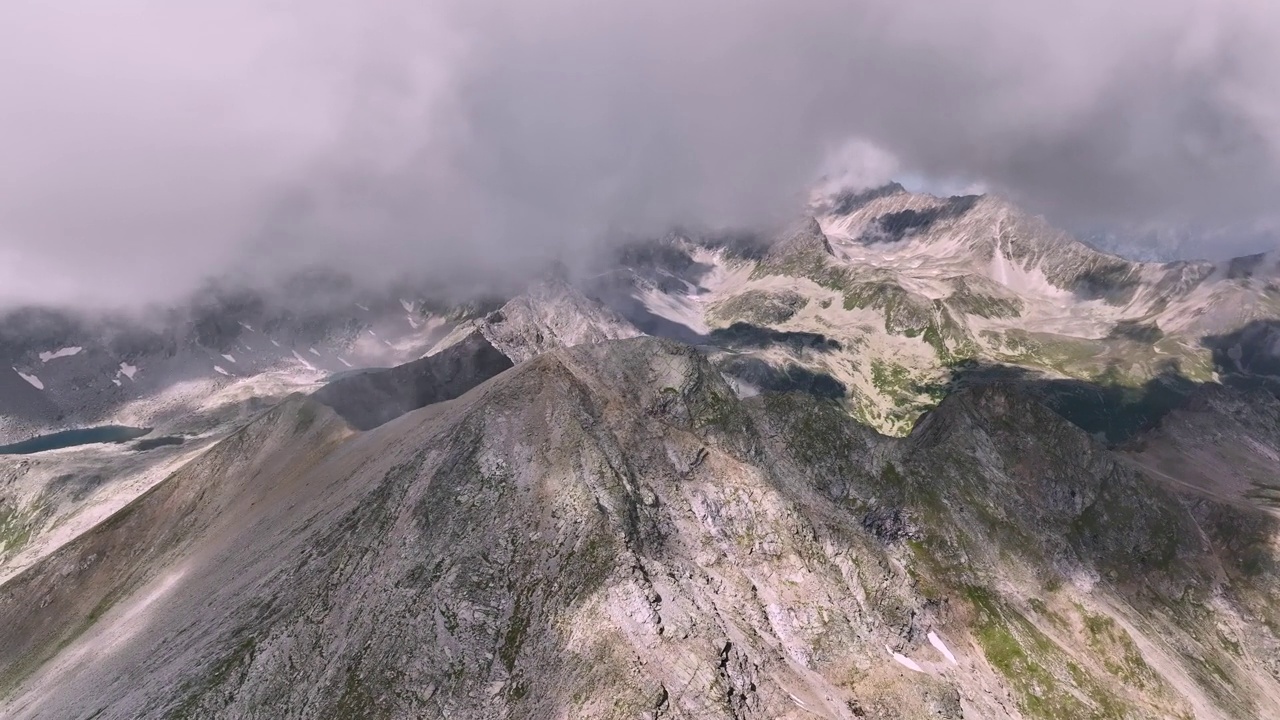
[2,184,1278,718]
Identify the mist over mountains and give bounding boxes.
[2,178,1280,719]
[4,3,1280,718]
[5,1,1280,308]
[2,188,1280,716]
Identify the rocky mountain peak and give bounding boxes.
[814,181,909,215]
[476,280,643,363]
[763,216,834,261]
[6,173,1280,720]
[907,381,1087,451]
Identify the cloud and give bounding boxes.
[3,0,1280,308]
[816,140,902,199]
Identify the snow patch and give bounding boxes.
[39,346,82,362]
[238,321,254,332]
[887,646,924,673]
[13,368,44,390]
[989,236,1072,300]
[291,350,316,370]
[399,298,415,313]
[118,362,138,380]
[407,315,420,329]
[928,632,957,665]
[221,354,236,364]
[337,357,353,368]
[111,378,122,387]
[269,338,281,348]
[637,285,710,335]
[355,302,370,312]
[308,347,320,356]
[213,365,230,376]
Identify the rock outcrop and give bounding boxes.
[2,338,1277,719]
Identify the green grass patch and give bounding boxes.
[964,586,1130,719]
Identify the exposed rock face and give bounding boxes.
[3,187,1280,719]
[476,280,644,363]
[709,290,810,326]
[2,338,1277,719]
[423,279,644,363]
[575,185,1280,437]
[765,217,835,262]
[1120,383,1280,507]
[755,217,836,278]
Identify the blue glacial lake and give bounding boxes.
[0,426,152,455]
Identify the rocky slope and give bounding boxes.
[429,279,645,362]
[1119,383,1280,510]
[0,279,632,592]
[577,184,1280,437]
[5,184,1274,446]
[1,337,1277,719]
[313,331,513,430]
[2,184,1279,719]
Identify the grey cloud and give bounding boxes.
[3,0,1280,308]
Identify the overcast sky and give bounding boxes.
[3,0,1279,308]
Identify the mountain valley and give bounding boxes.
[1,186,1279,718]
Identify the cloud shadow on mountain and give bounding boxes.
[312,331,513,430]
[1202,319,1280,397]
[858,195,979,244]
[920,358,1202,445]
[706,322,842,353]
[717,356,847,400]
[1069,264,1142,305]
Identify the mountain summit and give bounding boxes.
[1,188,1279,719]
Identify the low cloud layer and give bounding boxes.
[3,0,1279,307]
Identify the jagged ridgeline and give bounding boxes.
[1,337,1278,719]
[722,186,1280,439]
[1,184,1279,719]
[2,184,1275,446]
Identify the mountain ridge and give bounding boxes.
[2,337,1277,718]
[1,186,1279,718]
